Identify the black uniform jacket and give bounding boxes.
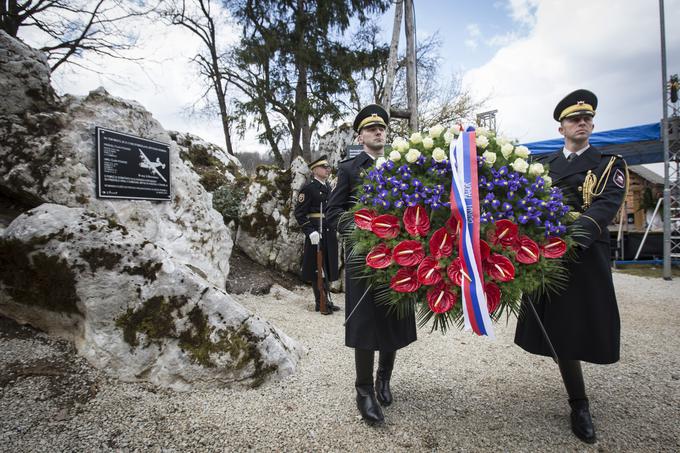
[327,151,417,351]
[514,146,627,364]
[294,178,339,282]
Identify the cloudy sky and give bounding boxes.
[26,0,680,157]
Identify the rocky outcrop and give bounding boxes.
[0,31,303,389]
[0,30,56,115]
[236,157,308,275]
[0,204,303,390]
[317,122,354,167]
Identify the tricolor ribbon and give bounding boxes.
[449,129,495,338]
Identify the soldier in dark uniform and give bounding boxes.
[294,155,340,314]
[327,105,417,425]
[514,89,628,444]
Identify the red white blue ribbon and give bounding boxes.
[449,130,495,338]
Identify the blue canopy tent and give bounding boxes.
[522,122,663,165]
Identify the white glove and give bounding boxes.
[309,231,320,245]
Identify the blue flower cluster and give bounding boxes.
[358,157,452,210]
[478,163,569,237]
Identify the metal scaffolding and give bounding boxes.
[664,101,680,264]
[660,0,679,278]
[477,110,498,133]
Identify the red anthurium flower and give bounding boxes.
[371,214,400,239]
[390,267,421,293]
[446,257,472,286]
[427,283,457,314]
[485,281,501,314]
[489,219,518,247]
[485,253,515,282]
[392,240,426,267]
[479,239,491,262]
[366,243,392,269]
[354,208,377,230]
[541,236,567,258]
[417,256,442,285]
[403,204,431,237]
[429,227,454,259]
[513,235,540,264]
[446,215,460,237]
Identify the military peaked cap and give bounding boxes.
[353,104,389,132]
[554,89,598,122]
[309,155,330,170]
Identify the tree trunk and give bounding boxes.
[404,0,418,131]
[290,0,307,163]
[257,99,284,167]
[1,0,20,37]
[302,120,312,162]
[212,68,234,155]
[381,0,402,112]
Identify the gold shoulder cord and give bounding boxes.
[582,156,629,210]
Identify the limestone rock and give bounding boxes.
[0,204,303,390]
[317,122,354,168]
[0,86,232,287]
[236,157,309,275]
[0,30,56,115]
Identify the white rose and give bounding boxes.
[500,143,514,159]
[476,135,489,149]
[422,136,434,149]
[515,145,530,158]
[529,162,545,176]
[476,126,488,137]
[375,157,387,168]
[432,147,447,162]
[450,124,462,135]
[482,150,497,166]
[391,137,409,153]
[389,150,402,162]
[405,148,421,163]
[511,158,529,173]
[429,124,445,138]
[409,132,423,144]
[496,135,511,146]
[543,175,552,187]
[444,132,454,145]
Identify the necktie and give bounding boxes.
[567,153,576,162]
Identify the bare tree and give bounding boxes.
[353,29,484,137]
[2,0,159,72]
[159,0,236,155]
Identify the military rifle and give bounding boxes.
[316,202,331,315]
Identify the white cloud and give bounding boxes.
[506,0,540,26]
[464,0,680,144]
[464,23,481,49]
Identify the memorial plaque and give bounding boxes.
[96,127,171,201]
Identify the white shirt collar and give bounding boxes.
[562,144,589,159]
[314,177,327,185]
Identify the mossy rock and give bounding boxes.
[0,237,81,314]
[115,294,277,386]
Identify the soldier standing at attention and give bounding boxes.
[514,89,628,444]
[294,155,340,314]
[326,105,417,425]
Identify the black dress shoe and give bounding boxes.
[356,385,384,425]
[570,402,596,444]
[328,302,341,312]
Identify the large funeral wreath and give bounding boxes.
[343,125,579,333]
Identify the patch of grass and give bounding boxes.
[614,264,680,278]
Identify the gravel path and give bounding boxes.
[1,271,679,452]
